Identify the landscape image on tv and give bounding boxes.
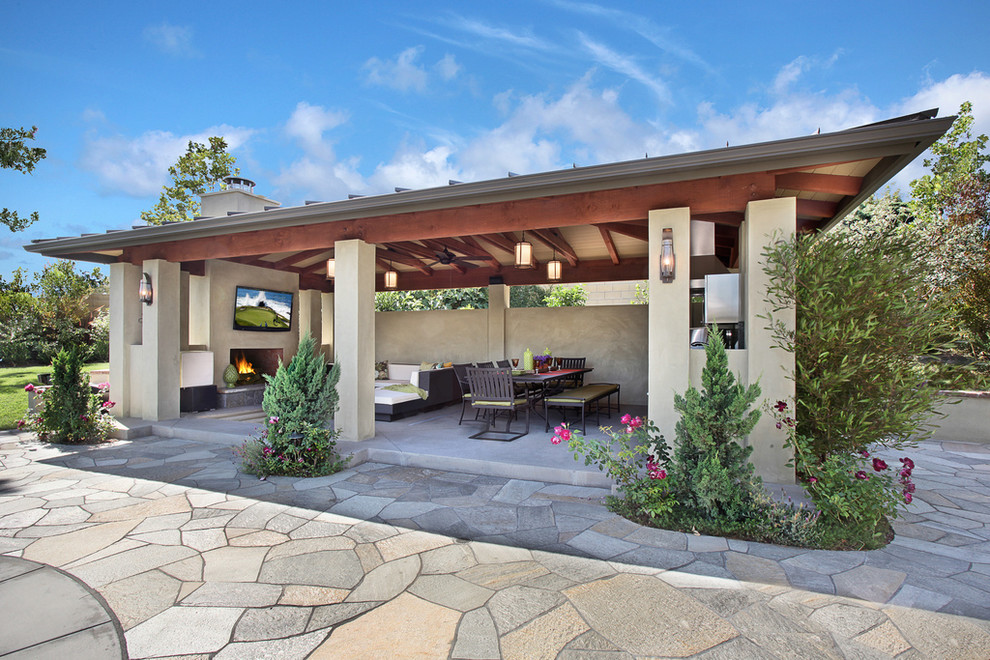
[233,286,292,331]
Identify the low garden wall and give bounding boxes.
[929,391,990,444]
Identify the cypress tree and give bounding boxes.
[262,332,339,442]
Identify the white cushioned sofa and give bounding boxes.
[374,363,460,421]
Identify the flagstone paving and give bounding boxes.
[1,431,990,657]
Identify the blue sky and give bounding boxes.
[3,0,989,279]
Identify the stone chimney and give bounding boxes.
[200,176,280,218]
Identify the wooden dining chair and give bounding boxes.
[465,367,531,441]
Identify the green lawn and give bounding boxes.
[0,362,109,430]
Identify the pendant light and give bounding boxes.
[514,232,534,269]
[325,258,335,280]
[547,248,562,281]
[384,261,398,289]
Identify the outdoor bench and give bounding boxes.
[543,383,620,433]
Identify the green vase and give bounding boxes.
[223,363,239,388]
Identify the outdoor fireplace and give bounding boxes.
[229,348,284,385]
[217,348,284,408]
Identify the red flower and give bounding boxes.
[855,470,869,480]
[774,400,787,412]
[872,458,888,472]
[860,450,870,459]
[807,476,818,484]
[24,383,35,392]
[904,492,913,504]
[900,457,915,470]
[15,420,25,429]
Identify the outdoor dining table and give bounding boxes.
[512,367,592,408]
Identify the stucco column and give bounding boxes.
[487,283,509,362]
[647,208,691,436]
[139,259,181,421]
[743,197,796,483]
[321,292,334,358]
[109,262,142,418]
[334,240,376,442]
[298,288,322,345]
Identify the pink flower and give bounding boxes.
[903,482,916,493]
[775,422,782,429]
[268,416,279,424]
[620,413,632,425]
[872,458,888,472]
[550,435,562,445]
[79,415,89,422]
[860,450,870,459]
[97,382,110,391]
[904,492,913,504]
[649,468,667,480]
[855,470,869,480]
[774,400,787,412]
[102,400,115,408]
[16,420,25,429]
[24,383,34,392]
[899,468,911,478]
[807,476,818,484]
[900,457,915,470]
[628,417,643,429]
[551,424,571,444]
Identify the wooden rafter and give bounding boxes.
[691,212,744,227]
[529,229,578,267]
[476,233,517,255]
[796,199,838,218]
[775,172,863,196]
[376,248,434,276]
[457,235,502,270]
[385,242,436,261]
[267,248,331,270]
[596,222,648,242]
[598,226,620,265]
[418,239,468,274]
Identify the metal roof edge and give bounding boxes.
[25,112,954,257]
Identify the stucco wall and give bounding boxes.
[376,309,488,364]
[199,259,300,386]
[374,305,649,405]
[506,305,648,406]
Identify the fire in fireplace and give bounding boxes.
[229,348,284,387]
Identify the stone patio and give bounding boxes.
[2,422,990,657]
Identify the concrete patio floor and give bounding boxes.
[1,407,990,657]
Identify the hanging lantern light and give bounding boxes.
[384,262,398,289]
[138,272,153,305]
[659,228,676,283]
[325,258,335,280]
[514,232,534,269]
[547,249,562,281]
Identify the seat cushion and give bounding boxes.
[374,389,421,405]
[473,397,529,407]
[546,384,618,403]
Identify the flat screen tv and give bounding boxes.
[233,286,293,332]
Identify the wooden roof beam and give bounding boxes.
[691,212,744,227]
[376,248,434,276]
[796,199,838,219]
[596,222,648,242]
[384,241,437,261]
[598,226,620,265]
[477,233,517,255]
[268,248,332,269]
[529,229,579,267]
[776,172,863,196]
[457,235,502,270]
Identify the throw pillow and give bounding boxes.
[375,360,389,380]
[442,361,453,368]
[419,361,437,372]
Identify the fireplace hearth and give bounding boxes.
[229,348,284,385]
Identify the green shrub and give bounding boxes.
[22,346,115,444]
[668,330,762,521]
[261,332,339,444]
[239,332,347,478]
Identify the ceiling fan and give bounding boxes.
[425,245,489,268]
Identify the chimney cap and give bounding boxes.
[222,176,255,191]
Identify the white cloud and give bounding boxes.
[772,56,811,94]
[284,102,349,160]
[578,34,670,104]
[143,22,200,58]
[80,125,253,196]
[364,46,430,93]
[371,142,462,191]
[435,53,460,81]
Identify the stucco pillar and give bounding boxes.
[187,274,210,348]
[109,262,142,418]
[487,283,509,362]
[743,197,796,483]
[298,288,322,345]
[321,292,334,358]
[647,208,691,436]
[139,259,181,421]
[334,240,376,442]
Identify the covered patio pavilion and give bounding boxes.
[26,110,952,483]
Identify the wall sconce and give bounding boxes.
[138,272,154,305]
[325,258,335,280]
[384,263,398,289]
[547,249,562,281]
[659,228,676,283]
[514,232,534,269]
